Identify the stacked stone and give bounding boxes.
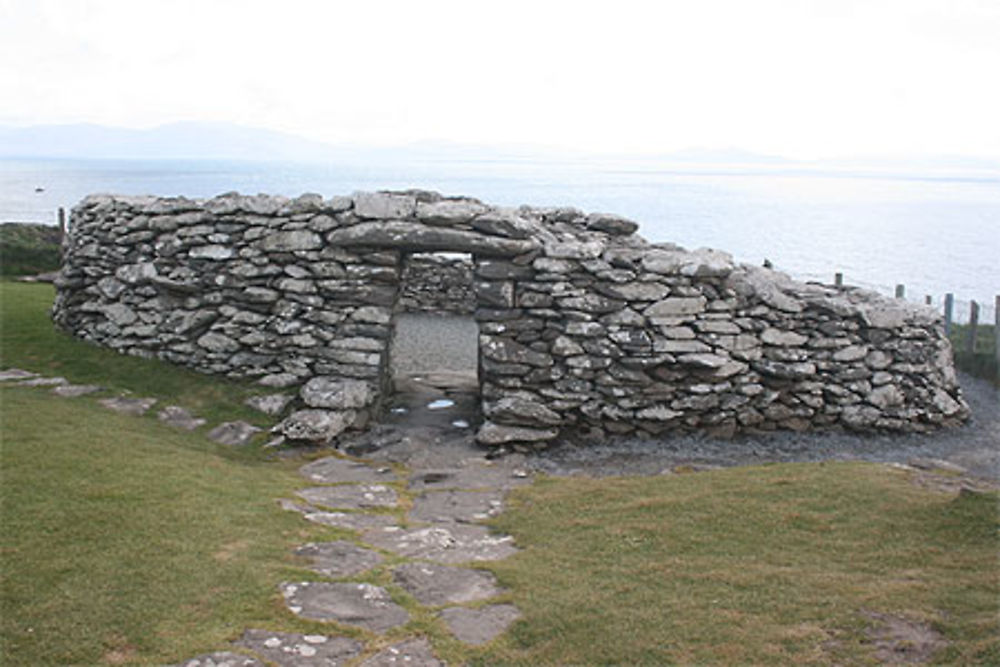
[396,253,475,314]
[54,189,968,449]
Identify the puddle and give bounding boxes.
[427,399,455,410]
[452,419,470,428]
[390,407,409,414]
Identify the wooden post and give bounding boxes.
[944,293,954,336]
[995,295,999,369]
[834,272,843,287]
[895,284,905,299]
[924,295,932,305]
[993,294,1000,373]
[966,300,979,353]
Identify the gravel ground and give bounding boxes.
[529,372,999,481]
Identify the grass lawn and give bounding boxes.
[2,280,998,665]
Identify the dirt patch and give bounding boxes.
[862,611,947,664]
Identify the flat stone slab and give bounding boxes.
[409,464,532,491]
[209,421,261,446]
[438,604,521,645]
[363,524,518,563]
[171,652,264,667]
[0,368,38,381]
[159,405,207,430]
[280,581,410,632]
[295,540,383,578]
[99,396,157,415]
[51,384,102,397]
[16,376,68,387]
[245,393,294,416]
[297,484,398,510]
[234,629,362,666]
[409,490,504,524]
[393,562,501,606]
[279,499,400,532]
[300,457,398,484]
[359,638,443,666]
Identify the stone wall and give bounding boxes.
[54,189,969,448]
[396,253,475,314]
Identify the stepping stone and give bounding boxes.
[170,652,264,667]
[409,464,532,491]
[0,368,38,381]
[51,384,102,397]
[438,604,521,645]
[234,629,362,666]
[159,405,207,430]
[297,484,398,510]
[279,499,399,532]
[209,421,261,446]
[16,376,68,387]
[409,490,504,524]
[363,524,518,564]
[99,396,157,416]
[393,562,501,606]
[300,457,398,484]
[295,541,383,578]
[359,638,443,666]
[245,393,294,416]
[280,581,410,632]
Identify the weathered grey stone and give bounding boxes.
[416,199,488,224]
[476,422,559,445]
[115,261,157,284]
[197,332,240,353]
[170,651,264,667]
[439,604,521,645]
[208,421,261,446]
[636,405,682,421]
[158,405,207,430]
[410,490,505,523]
[257,372,300,388]
[280,500,400,531]
[393,562,501,606]
[294,541,383,578]
[51,383,102,398]
[279,409,356,442]
[328,222,538,256]
[0,368,38,381]
[99,396,157,416]
[480,337,553,367]
[299,456,397,484]
[354,191,417,219]
[256,230,323,252]
[300,377,374,409]
[585,212,639,235]
[833,345,869,362]
[235,629,362,667]
[761,328,808,347]
[868,385,905,409]
[280,581,410,632]
[644,296,707,318]
[103,303,138,326]
[484,397,561,427]
[358,638,443,667]
[363,524,518,563]
[244,393,294,416]
[297,484,398,510]
[189,244,234,260]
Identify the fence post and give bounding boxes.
[895,284,905,299]
[924,295,932,305]
[834,272,843,287]
[944,293,954,336]
[966,301,979,353]
[995,295,999,368]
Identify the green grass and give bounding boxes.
[477,465,999,665]
[2,282,998,664]
[0,223,62,276]
[1,281,267,425]
[950,322,998,385]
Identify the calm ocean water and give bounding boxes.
[2,157,997,316]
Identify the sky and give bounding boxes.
[2,0,999,160]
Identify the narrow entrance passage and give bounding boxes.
[385,252,480,430]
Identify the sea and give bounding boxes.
[1,156,997,321]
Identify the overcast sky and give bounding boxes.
[2,0,999,160]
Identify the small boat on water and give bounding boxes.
[34,187,45,193]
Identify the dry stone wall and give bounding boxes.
[54,189,969,448]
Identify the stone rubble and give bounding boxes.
[52,189,969,449]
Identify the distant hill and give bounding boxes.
[0,121,344,161]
